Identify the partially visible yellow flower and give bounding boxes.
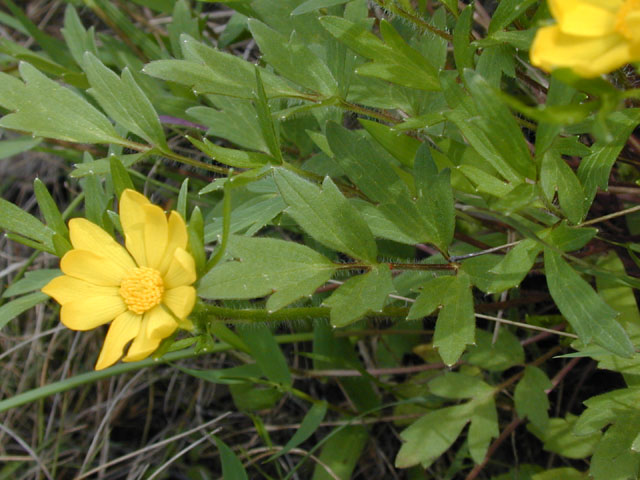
[42,189,196,370]
[530,0,640,77]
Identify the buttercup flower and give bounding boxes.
[530,0,640,77]
[42,189,196,370]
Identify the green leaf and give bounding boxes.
[291,0,350,15]
[531,468,588,480]
[312,426,369,480]
[481,238,541,293]
[188,206,206,276]
[268,401,328,461]
[535,77,580,155]
[61,4,98,67]
[592,252,640,375]
[274,169,377,262]
[0,292,48,330]
[540,150,585,224]
[515,366,552,429]
[143,35,303,99]
[465,328,525,372]
[444,107,523,184]
[203,194,286,241]
[0,136,41,160]
[427,272,474,365]
[2,269,60,298]
[0,197,53,252]
[177,179,189,220]
[198,236,336,311]
[323,264,394,327]
[33,178,68,239]
[130,0,176,11]
[590,413,640,480]
[187,136,272,168]
[237,324,292,386]
[488,0,538,34]
[326,122,441,249]
[0,63,123,145]
[214,436,249,480]
[544,248,634,357]
[463,70,535,181]
[248,19,338,96]
[415,145,455,250]
[453,4,474,75]
[577,110,640,210]
[407,275,455,320]
[109,156,134,198]
[574,387,640,435]
[179,363,261,384]
[0,38,71,78]
[168,0,200,57]
[83,53,166,149]
[253,67,283,163]
[229,382,282,411]
[396,403,474,468]
[476,44,516,87]
[468,396,499,463]
[350,198,421,245]
[80,166,109,229]
[188,100,268,153]
[542,221,597,253]
[528,414,600,460]
[360,118,420,168]
[429,372,494,399]
[208,322,250,354]
[320,16,440,91]
[458,164,515,197]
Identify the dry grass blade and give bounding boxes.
[0,422,54,480]
[75,412,232,479]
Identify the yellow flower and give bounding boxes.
[530,0,640,77]
[42,189,197,370]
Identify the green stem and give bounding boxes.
[335,261,457,271]
[371,0,453,42]
[196,305,409,322]
[206,180,233,272]
[338,99,400,124]
[387,262,457,271]
[122,140,231,175]
[0,327,420,413]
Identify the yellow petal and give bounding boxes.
[123,306,177,362]
[163,285,196,319]
[94,311,141,370]
[142,204,168,270]
[120,189,149,267]
[157,211,189,276]
[549,0,619,36]
[42,275,119,304]
[68,218,136,272]
[163,247,196,289]
[549,0,622,21]
[531,25,631,77]
[60,295,126,330]
[622,11,640,43]
[147,305,178,338]
[60,249,128,286]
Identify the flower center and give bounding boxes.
[616,0,640,41]
[119,267,164,314]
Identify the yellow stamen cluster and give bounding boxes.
[119,267,164,314]
[616,0,640,41]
